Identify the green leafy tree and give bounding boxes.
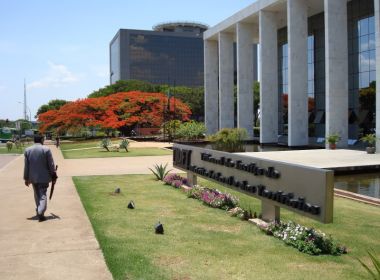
[88,80,160,98]
[36,99,68,118]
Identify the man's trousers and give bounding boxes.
[32,183,49,216]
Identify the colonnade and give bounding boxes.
[205,0,380,150]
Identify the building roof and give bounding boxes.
[152,21,209,32]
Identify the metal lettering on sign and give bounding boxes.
[173,144,334,223]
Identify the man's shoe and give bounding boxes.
[38,215,47,222]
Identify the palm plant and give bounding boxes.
[119,138,130,152]
[361,134,377,147]
[149,163,172,181]
[358,251,380,280]
[99,138,111,152]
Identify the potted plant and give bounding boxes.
[326,133,340,149]
[360,133,377,154]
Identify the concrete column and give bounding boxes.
[288,0,308,146]
[218,32,235,129]
[237,22,254,139]
[186,171,197,187]
[324,0,348,148]
[375,0,380,152]
[204,39,219,134]
[253,44,258,82]
[259,11,278,143]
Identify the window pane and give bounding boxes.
[369,50,376,71]
[369,33,375,50]
[360,51,370,72]
[359,18,369,36]
[359,35,369,52]
[282,44,288,57]
[359,72,370,88]
[369,16,375,34]
[370,71,376,84]
[308,64,314,80]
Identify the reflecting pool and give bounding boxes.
[334,173,380,199]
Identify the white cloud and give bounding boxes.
[27,61,80,89]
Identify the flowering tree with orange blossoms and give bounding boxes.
[38,91,191,134]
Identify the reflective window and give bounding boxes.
[348,0,376,136]
[128,33,204,87]
[110,35,121,84]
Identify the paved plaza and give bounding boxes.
[0,143,175,280]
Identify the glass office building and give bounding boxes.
[110,22,207,87]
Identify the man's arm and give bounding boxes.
[46,149,57,181]
[23,151,30,186]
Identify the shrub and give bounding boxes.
[119,138,130,152]
[187,185,239,210]
[171,180,184,188]
[161,120,182,140]
[266,221,347,256]
[6,141,13,151]
[361,134,377,147]
[326,133,341,144]
[175,121,206,141]
[149,163,172,181]
[229,207,253,220]
[207,128,247,152]
[163,173,187,186]
[99,138,111,151]
[14,140,22,149]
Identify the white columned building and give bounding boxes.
[237,22,255,139]
[324,0,349,148]
[204,39,219,134]
[204,0,378,149]
[218,32,235,129]
[287,0,308,146]
[259,10,279,143]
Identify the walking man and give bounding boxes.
[24,135,57,222]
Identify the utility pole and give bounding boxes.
[24,79,28,120]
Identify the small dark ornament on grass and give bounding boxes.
[114,187,121,194]
[155,221,164,234]
[128,200,135,209]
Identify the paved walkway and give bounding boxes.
[0,143,175,280]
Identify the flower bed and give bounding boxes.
[263,221,347,255]
[163,173,188,188]
[187,185,239,210]
[161,173,347,256]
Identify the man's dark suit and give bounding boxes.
[24,143,56,218]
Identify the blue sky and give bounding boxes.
[0,0,255,121]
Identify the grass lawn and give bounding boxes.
[0,145,30,154]
[60,139,117,150]
[74,174,380,280]
[62,147,172,159]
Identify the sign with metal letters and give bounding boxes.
[173,144,334,223]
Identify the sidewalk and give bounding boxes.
[0,145,148,280]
